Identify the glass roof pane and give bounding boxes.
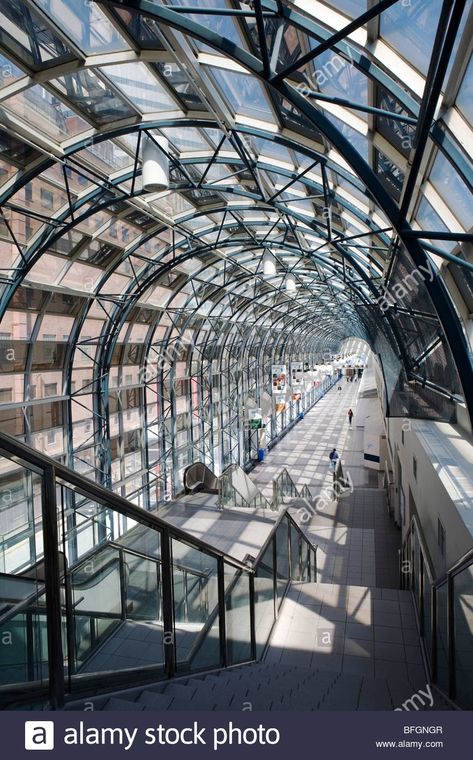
[324,0,367,17]
[160,127,210,152]
[416,198,455,253]
[210,68,274,122]
[74,141,134,174]
[328,115,368,160]
[0,52,24,88]
[252,137,292,164]
[380,0,442,76]
[32,0,129,55]
[0,0,75,66]
[429,151,472,229]
[3,84,90,140]
[167,0,245,49]
[104,63,179,113]
[112,7,165,48]
[305,47,368,119]
[51,70,137,126]
[153,62,205,110]
[456,54,473,125]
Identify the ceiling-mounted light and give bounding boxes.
[286,274,297,292]
[262,251,277,276]
[142,134,169,192]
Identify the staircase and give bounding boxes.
[66,614,451,711]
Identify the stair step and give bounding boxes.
[163,682,197,699]
[138,692,174,710]
[103,697,144,711]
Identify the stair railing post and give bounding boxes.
[42,464,65,709]
[160,528,175,678]
[217,556,227,668]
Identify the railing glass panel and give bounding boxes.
[275,519,290,602]
[0,429,319,707]
[224,566,252,666]
[0,458,43,575]
[0,456,51,693]
[254,540,275,658]
[172,538,219,672]
[453,563,473,708]
[290,524,302,580]
[435,580,449,694]
[219,465,273,510]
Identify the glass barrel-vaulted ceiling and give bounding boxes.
[0,0,472,497]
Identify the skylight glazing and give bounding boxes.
[0,0,471,503]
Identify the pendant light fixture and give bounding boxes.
[142,133,169,192]
[286,274,296,292]
[262,250,277,276]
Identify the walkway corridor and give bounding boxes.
[250,379,364,500]
[68,373,450,711]
[251,376,447,708]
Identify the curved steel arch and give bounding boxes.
[93,0,473,422]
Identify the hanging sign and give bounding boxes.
[271,364,286,393]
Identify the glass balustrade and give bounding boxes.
[402,516,473,709]
[0,430,318,708]
[219,464,273,510]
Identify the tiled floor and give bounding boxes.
[249,380,366,501]
[266,582,426,694]
[154,497,278,562]
[257,377,427,700]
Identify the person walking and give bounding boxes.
[329,447,339,483]
[348,408,353,426]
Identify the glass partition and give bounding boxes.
[219,464,273,510]
[435,580,449,695]
[172,538,220,672]
[453,565,473,708]
[290,524,302,580]
[254,541,275,658]
[0,457,50,696]
[275,518,290,603]
[0,428,319,707]
[224,567,252,666]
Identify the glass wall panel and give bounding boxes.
[435,581,449,694]
[453,565,473,708]
[254,541,275,658]
[275,518,289,604]
[225,566,252,665]
[0,459,50,694]
[172,539,220,672]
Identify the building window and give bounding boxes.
[438,518,446,557]
[0,388,13,403]
[44,383,58,397]
[401,429,404,446]
[47,430,56,444]
[0,332,11,340]
[413,455,417,481]
[40,188,54,209]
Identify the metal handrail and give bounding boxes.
[272,466,314,507]
[0,430,249,573]
[0,429,320,709]
[187,505,318,666]
[401,514,473,709]
[218,463,274,511]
